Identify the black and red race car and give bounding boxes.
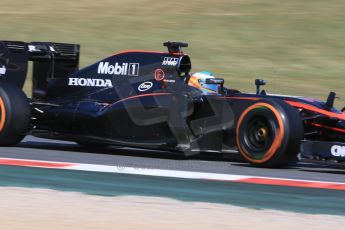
[0,40,344,167]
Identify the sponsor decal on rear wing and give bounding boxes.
[0,66,6,76]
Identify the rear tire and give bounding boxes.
[0,82,30,146]
[236,99,303,167]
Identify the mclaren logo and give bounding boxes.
[331,145,345,157]
[68,78,113,87]
[97,62,139,76]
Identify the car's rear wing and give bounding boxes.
[0,40,80,97]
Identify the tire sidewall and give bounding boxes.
[0,82,30,145]
[236,99,302,167]
[0,85,14,139]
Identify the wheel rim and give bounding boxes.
[243,117,275,159]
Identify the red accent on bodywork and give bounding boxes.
[112,93,171,105]
[112,50,182,56]
[217,97,345,120]
[0,158,75,168]
[307,122,345,133]
[285,100,345,120]
[223,97,260,101]
[238,178,345,191]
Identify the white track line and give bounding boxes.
[1,157,345,190]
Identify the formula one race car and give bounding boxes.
[1,41,345,168]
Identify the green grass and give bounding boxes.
[1,0,345,107]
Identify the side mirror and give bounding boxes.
[255,79,267,94]
[326,92,336,109]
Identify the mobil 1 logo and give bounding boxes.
[98,62,140,76]
[128,63,140,76]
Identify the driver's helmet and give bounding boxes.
[188,71,219,94]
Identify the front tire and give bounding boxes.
[0,82,30,146]
[236,99,303,167]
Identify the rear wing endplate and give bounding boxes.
[0,40,80,93]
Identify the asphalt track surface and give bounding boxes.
[0,136,344,183]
